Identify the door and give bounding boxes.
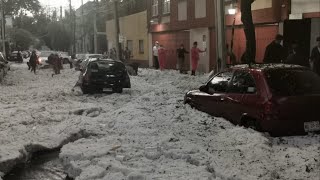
[284,19,311,60]
[203,71,233,117]
[223,70,258,124]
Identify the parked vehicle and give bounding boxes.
[184,64,320,136]
[78,58,131,94]
[8,51,23,63]
[59,52,72,64]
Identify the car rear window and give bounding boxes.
[265,69,320,96]
[89,61,124,71]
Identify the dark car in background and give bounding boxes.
[8,51,23,63]
[79,58,131,94]
[184,64,320,136]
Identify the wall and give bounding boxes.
[190,28,209,73]
[106,11,149,63]
[226,25,279,63]
[291,0,320,14]
[252,0,272,11]
[152,31,190,70]
[310,18,320,52]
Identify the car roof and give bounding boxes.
[229,63,307,71]
[88,58,123,64]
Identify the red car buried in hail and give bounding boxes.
[184,64,320,136]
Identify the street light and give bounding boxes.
[228,4,237,15]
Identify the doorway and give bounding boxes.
[283,19,311,58]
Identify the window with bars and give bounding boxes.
[163,0,171,14]
[152,0,159,16]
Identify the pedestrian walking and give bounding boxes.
[158,45,166,71]
[52,53,61,77]
[177,44,189,73]
[263,34,287,63]
[310,36,320,76]
[17,51,23,63]
[29,50,38,74]
[153,41,160,69]
[191,41,206,76]
[123,47,132,62]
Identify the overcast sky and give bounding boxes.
[39,0,90,9]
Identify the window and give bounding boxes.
[178,0,187,21]
[195,0,206,18]
[152,0,159,16]
[265,69,320,96]
[163,0,171,14]
[127,40,133,52]
[229,71,257,94]
[207,71,233,94]
[139,40,144,54]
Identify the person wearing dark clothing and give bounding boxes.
[263,34,287,63]
[29,51,38,74]
[52,54,61,77]
[176,44,189,73]
[310,37,320,76]
[17,51,23,63]
[286,45,309,67]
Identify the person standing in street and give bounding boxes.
[124,47,132,62]
[177,44,189,74]
[158,45,166,71]
[153,41,160,69]
[191,41,206,76]
[29,50,38,74]
[310,36,320,76]
[52,53,61,77]
[263,34,287,63]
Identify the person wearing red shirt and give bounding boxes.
[158,45,166,71]
[191,41,206,75]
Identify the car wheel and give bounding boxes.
[112,87,123,93]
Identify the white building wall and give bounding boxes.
[291,0,320,14]
[190,28,209,73]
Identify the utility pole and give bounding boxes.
[113,0,121,60]
[93,0,98,54]
[214,0,227,72]
[69,0,75,54]
[1,0,6,57]
[60,6,63,20]
[81,0,85,53]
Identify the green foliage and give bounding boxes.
[8,28,35,50]
[3,0,41,16]
[47,22,71,51]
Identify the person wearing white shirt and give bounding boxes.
[153,41,160,69]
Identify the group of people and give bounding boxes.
[264,34,320,76]
[27,50,40,74]
[48,53,64,77]
[153,41,206,75]
[103,47,132,62]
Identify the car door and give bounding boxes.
[223,70,258,124]
[202,71,233,117]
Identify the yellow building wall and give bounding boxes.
[252,0,272,10]
[106,11,149,62]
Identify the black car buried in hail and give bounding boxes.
[79,58,131,94]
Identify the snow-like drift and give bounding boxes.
[0,63,319,180]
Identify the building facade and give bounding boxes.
[105,0,149,67]
[148,0,320,72]
[148,0,215,72]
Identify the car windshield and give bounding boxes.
[89,61,120,70]
[265,69,320,96]
[88,54,102,59]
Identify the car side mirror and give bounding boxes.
[199,85,208,92]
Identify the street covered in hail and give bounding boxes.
[0,63,319,180]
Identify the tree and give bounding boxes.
[8,28,35,50]
[3,0,41,16]
[47,22,72,51]
[241,0,256,64]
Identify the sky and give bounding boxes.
[39,0,90,9]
